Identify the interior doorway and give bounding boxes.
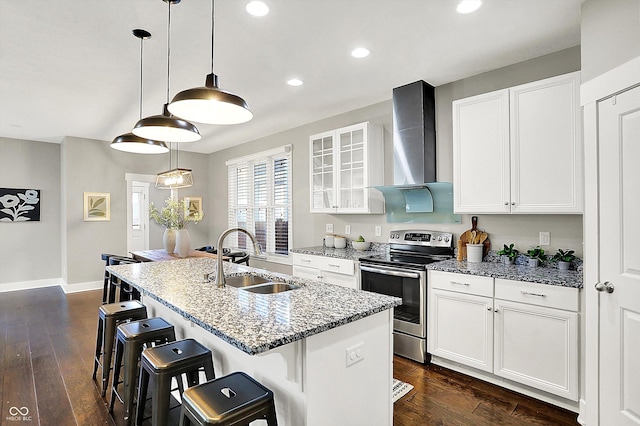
[129,181,149,252]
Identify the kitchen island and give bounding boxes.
[108,257,401,426]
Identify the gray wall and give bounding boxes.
[581,0,640,83]
[61,136,210,287]
[208,46,584,271]
[0,138,61,287]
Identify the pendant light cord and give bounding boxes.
[166,0,172,104]
[139,35,144,119]
[210,0,215,74]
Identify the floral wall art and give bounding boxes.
[83,192,110,221]
[0,188,41,222]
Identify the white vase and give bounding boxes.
[558,260,571,271]
[163,228,176,254]
[528,258,539,267]
[175,229,191,258]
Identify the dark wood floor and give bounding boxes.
[0,286,579,425]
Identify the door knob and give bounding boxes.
[595,281,614,293]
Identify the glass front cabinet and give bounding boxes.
[309,121,384,214]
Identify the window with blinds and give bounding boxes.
[227,146,291,256]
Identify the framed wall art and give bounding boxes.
[183,196,203,221]
[0,188,41,222]
[84,192,110,221]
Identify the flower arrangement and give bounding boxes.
[149,197,203,230]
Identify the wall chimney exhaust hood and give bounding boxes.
[374,80,459,223]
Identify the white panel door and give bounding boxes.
[598,85,640,425]
[130,183,149,252]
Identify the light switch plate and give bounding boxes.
[345,225,351,235]
[540,232,550,246]
[375,226,382,237]
[326,223,334,233]
[346,342,364,367]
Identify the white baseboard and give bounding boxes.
[577,399,587,425]
[62,280,102,294]
[0,278,62,293]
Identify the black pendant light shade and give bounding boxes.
[169,73,253,125]
[111,133,169,154]
[132,104,201,142]
[110,29,170,154]
[167,0,252,125]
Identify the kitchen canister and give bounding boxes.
[324,235,334,248]
[466,244,484,263]
[334,236,347,249]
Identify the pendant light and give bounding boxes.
[167,0,253,125]
[132,0,201,143]
[156,143,194,189]
[111,29,169,154]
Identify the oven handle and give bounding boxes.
[359,265,421,279]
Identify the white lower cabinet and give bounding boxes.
[292,253,358,289]
[428,271,579,402]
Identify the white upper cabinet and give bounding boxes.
[309,121,384,214]
[453,72,582,214]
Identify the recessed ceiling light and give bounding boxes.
[351,47,370,59]
[287,78,303,87]
[246,1,269,17]
[456,0,482,14]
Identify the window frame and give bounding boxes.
[226,145,292,263]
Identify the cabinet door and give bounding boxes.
[510,72,582,213]
[429,289,494,372]
[336,123,367,212]
[323,269,359,290]
[453,89,511,213]
[310,130,336,212]
[493,299,578,400]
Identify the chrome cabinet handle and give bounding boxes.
[511,202,515,205]
[487,307,492,311]
[521,291,546,297]
[450,281,470,286]
[301,259,311,263]
[359,265,421,279]
[328,263,340,268]
[494,308,499,313]
[595,281,614,293]
[504,202,509,206]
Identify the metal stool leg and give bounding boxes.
[92,317,104,380]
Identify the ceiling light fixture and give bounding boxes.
[456,0,482,14]
[111,29,169,154]
[132,0,201,143]
[246,1,269,17]
[156,143,194,189]
[287,78,303,87]
[168,0,253,125]
[351,47,370,58]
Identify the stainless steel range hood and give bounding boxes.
[374,81,458,223]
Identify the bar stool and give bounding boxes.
[92,300,148,398]
[101,253,120,304]
[136,338,215,426]
[109,317,176,426]
[179,372,277,426]
[108,256,142,303]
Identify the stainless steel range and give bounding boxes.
[359,230,454,363]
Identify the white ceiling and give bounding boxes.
[0,0,581,154]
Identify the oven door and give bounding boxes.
[360,263,426,338]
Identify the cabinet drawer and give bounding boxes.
[495,279,579,311]
[429,271,493,297]
[292,253,355,276]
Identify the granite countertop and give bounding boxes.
[290,243,387,261]
[108,258,401,355]
[427,257,584,289]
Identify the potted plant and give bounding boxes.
[149,197,203,256]
[553,249,575,271]
[496,243,518,265]
[526,246,546,267]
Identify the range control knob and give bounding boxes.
[444,236,450,243]
[437,235,442,241]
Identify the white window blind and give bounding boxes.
[227,146,292,256]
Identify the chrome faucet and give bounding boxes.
[213,227,263,288]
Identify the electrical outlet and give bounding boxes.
[540,232,550,246]
[346,342,364,367]
[345,225,351,235]
[326,223,334,233]
[375,226,382,237]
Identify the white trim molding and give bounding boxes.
[0,278,62,293]
[61,280,102,294]
[581,55,640,105]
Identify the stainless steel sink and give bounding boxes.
[225,274,300,294]
[225,275,271,288]
[241,282,300,294]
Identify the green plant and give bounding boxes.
[553,249,575,263]
[355,235,366,242]
[496,243,519,259]
[526,246,546,263]
[149,197,203,230]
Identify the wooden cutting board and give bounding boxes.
[457,216,491,260]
